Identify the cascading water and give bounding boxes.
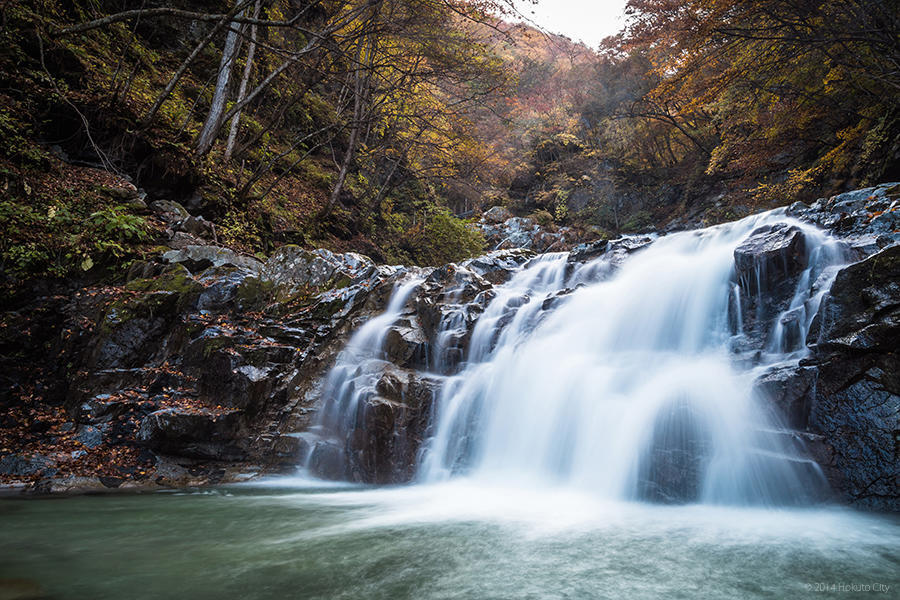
[301,278,423,475]
[306,210,849,506]
[418,211,847,505]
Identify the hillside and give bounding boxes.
[1,0,898,289]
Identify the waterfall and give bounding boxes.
[418,211,846,505]
[301,278,423,477]
[303,210,848,506]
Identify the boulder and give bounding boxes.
[752,365,816,429]
[150,199,190,221]
[346,368,442,483]
[482,205,514,224]
[137,408,245,461]
[384,324,428,368]
[810,244,900,350]
[196,266,256,311]
[163,245,263,275]
[74,424,104,449]
[175,215,216,240]
[734,224,808,291]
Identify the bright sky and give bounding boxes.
[512,0,629,48]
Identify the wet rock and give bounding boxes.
[569,239,609,263]
[461,249,533,284]
[163,245,263,275]
[137,408,246,461]
[307,441,345,480]
[347,368,442,484]
[829,183,899,214]
[637,401,711,503]
[482,205,514,224]
[384,324,428,368]
[805,243,900,510]
[810,357,899,510]
[796,183,900,246]
[598,235,655,270]
[734,224,808,291]
[810,244,900,350]
[271,434,309,463]
[752,366,816,429]
[424,264,491,302]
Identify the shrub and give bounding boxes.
[406,209,484,266]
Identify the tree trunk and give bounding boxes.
[140,2,247,128]
[196,3,245,156]
[321,68,365,218]
[225,0,261,160]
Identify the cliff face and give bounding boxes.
[1,184,898,510]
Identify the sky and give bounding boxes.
[511,0,629,48]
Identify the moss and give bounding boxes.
[100,291,178,335]
[94,268,204,335]
[235,277,276,309]
[124,268,200,295]
[311,298,346,320]
[200,335,232,359]
[330,274,353,290]
[124,268,202,312]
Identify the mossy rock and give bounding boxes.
[124,269,203,312]
[235,276,277,310]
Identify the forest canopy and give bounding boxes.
[0,0,897,282]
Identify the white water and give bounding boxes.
[419,211,846,505]
[303,278,423,463]
[306,210,849,506]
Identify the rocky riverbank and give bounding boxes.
[2,183,898,510]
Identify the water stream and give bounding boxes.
[1,484,897,599]
[310,210,849,506]
[4,212,896,599]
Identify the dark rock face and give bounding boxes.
[137,408,245,461]
[345,368,442,484]
[810,245,900,351]
[752,365,817,430]
[637,400,711,503]
[732,224,810,350]
[734,224,808,288]
[0,238,418,491]
[804,245,900,510]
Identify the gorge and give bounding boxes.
[2,1,900,597]
[1,184,899,599]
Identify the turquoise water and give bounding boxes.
[1,480,897,599]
